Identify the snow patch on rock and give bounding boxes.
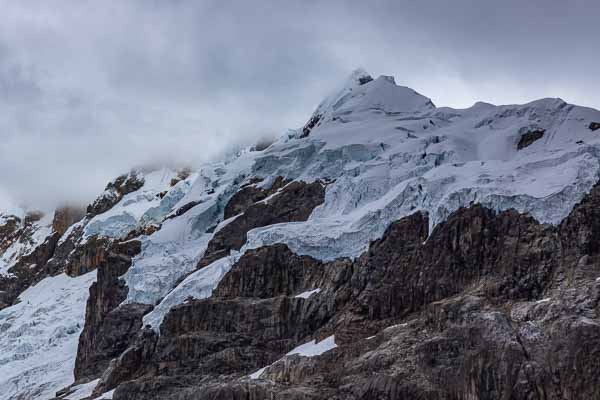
[295,288,321,299]
[286,335,337,357]
[64,379,100,400]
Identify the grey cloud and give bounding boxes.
[0,0,598,210]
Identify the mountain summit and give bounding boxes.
[1,71,600,399]
[301,69,435,137]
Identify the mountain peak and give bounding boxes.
[300,70,435,137]
[320,69,434,115]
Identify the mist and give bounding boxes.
[1,0,598,211]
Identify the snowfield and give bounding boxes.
[286,335,337,357]
[0,271,96,400]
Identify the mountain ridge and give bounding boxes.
[1,70,600,399]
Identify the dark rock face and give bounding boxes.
[301,114,322,138]
[517,128,545,149]
[223,176,289,220]
[352,206,556,322]
[74,239,152,383]
[214,244,352,300]
[87,172,144,216]
[95,244,351,398]
[358,75,374,85]
[589,122,600,131]
[166,200,202,220]
[198,180,325,267]
[83,183,600,400]
[65,235,112,277]
[0,215,19,242]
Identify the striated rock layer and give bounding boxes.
[74,239,152,382]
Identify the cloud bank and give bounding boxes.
[1,0,598,210]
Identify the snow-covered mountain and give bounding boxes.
[2,70,600,400]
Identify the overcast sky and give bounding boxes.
[1,0,599,210]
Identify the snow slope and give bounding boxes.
[123,151,258,306]
[83,168,194,240]
[0,271,96,400]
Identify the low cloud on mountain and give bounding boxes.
[1,0,598,210]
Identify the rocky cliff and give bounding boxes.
[80,183,600,400]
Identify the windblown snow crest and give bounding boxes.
[1,69,600,399]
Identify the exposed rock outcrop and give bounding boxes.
[87,172,145,216]
[52,205,86,236]
[74,239,152,383]
[223,176,289,220]
[301,114,322,138]
[198,180,325,267]
[517,128,545,149]
[213,243,345,299]
[0,215,20,248]
[589,122,600,131]
[168,200,202,219]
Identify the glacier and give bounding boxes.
[0,271,96,400]
[135,71,600,335]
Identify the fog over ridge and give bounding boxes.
[1,0,598,211]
